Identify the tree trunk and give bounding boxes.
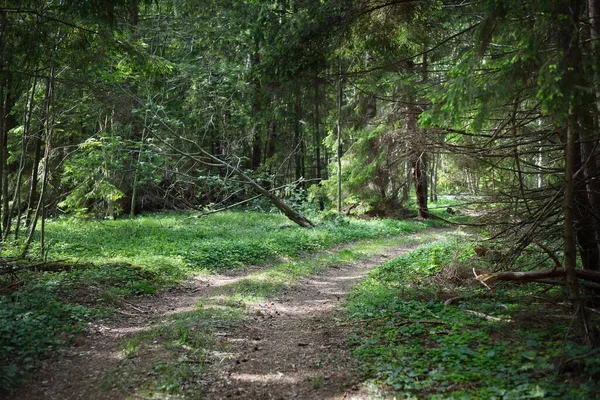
[590,0,600,121]
[429,152,438,203]
[564,88,579,306]
[479,268,600,284]
[336,66,343,214]
[293,85,304,182]
[14,76,37,239]
[562,0,595,346]
[406,57,429,219]
[23,68,54,257]
[0,9,6,235]
[0,17,6,234]
[577,112,600,270]
[130,114,148,218]
[25,129,42,228]
[580,0,600,268]
[6,77,36,239]
[250,34,262,170]
[314,78,322,180]
[266,119,277,161]
[0,68,5,235]
[413,153,429,219]
[1,84,14,233]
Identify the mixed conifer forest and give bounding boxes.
[1,0,600,398]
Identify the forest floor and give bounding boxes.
[6,228,450,399]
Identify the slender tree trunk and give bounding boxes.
[407,109,428,218]
[314,78,322,180]
[0,67,5,236]
[0,17,5,235]
[563,0,596,345]
[429,152,438,202]
[323,147,329,180]
[101,113,115,219]
[1,79,15,233]
[250,35,262,170]
[14,77,37,239]
[336,66,343,214]
[413,153,429,219]
[130,114,148,218]
[402,161,411,202]
[0,9,6,235]
[590,0,600,120]
[565,106,581,308]
[407,56,429,219]
[23,67,54,257]
[537,141,544,189]
[293,85,303,182]
[26,129,42,228]
[6,77,36,239]
[266,119,277,160]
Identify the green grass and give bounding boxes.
[19,211,434,272]
[346,237,600,399]
[0,211,436,388]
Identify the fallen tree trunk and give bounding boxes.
[479,268,600,284]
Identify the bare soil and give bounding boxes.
[5,231,441,400]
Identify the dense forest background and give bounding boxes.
[2,0,600,273]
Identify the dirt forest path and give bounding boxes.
[7,228,450,400]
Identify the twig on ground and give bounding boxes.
[119,299,149,313]
[465,310,511,322]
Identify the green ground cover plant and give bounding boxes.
[0,211,437,387]
[346,237,600,399]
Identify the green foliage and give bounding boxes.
[347,239,600,399]
[370,240,471,284]
[34,212,429,272]
[0,289,91,387]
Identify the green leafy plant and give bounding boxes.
[346,237,600,399]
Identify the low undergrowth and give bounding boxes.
[0,211,441,388]
[346,236,600,399]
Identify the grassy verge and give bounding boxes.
[0,211,443,388]
[346,235,600,399]
[115,229,449,397]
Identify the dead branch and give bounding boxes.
[465,310,512,322]
[532,239,562,270]
[478,268,600,284]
